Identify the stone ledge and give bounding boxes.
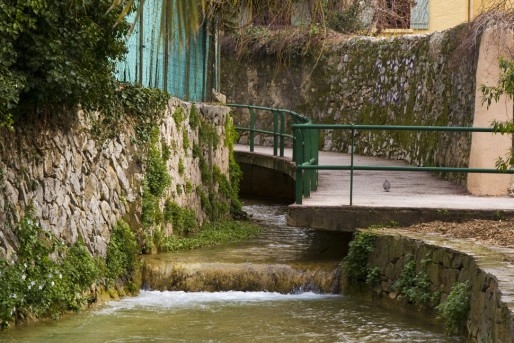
[365,228,514,342]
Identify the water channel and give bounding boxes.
[0,201,460,342]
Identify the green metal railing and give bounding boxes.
[292,123,514,205]
[227,104,315,162]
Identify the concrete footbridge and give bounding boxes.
[229,104,514,231]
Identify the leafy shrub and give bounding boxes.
[106,220,139,282]
[437,281,471,335]
[0,211,102,328]
[343,231,376,284]
[0,0,129,124]
[393,256,434,309]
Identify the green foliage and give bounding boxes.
[185,180,194,194]
[145,128,171,197]
[481,57,514,107]
[0,0,129,124]
[173,107,185,127]
[141,185,163,228]
[199,121,220,149]
[393,256,434,309]
[189,105,200,129]
[178,158,185,175]
[94,83,170,144]
[158,220,260,252]
[480,57,514,171]
[224,115,239,150]
[366,267,381,287]
[163,200,197,234]
[327,2,364,33]
[343,231,376,284]
[0,211,102,329]
[436,281,471,335]
[182,130,190,150]
[105,220,139,282]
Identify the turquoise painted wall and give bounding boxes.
[115,0,212,101]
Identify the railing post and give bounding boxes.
[350,125,355,206]
[303,127,311,198]
[292,117,298,162]
[294,127,304,204]
[312,128,318,191]
[279,110,285,157]
[249,107,256,152]
[272,109,278,156]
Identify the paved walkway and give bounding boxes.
[235,144,514,211]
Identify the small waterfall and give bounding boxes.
[142,260,342,294]
[142,202,349,294]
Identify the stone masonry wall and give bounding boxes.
[363,229,514,342]
[0,98,230,259]
[222,26,478,182]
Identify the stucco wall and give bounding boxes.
[468,27,514,195]
[428,0,471,33]
[0,99,231,259]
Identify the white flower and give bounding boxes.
[21,274,26,281]
[51,281,55,287]
[59,273,62,279]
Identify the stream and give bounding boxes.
[0,201,460,342]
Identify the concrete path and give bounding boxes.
[235,144,514,211]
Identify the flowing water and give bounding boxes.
[0,201,460,343]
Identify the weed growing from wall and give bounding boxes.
[105,220,139,291]
[393,256,439,309]
[172,107,185,127]
[436,281,471,335]
[189,105,200,129]
[140,126,172,250]
[343,231,377,285]
[163,200,197,235]
[195,115,243,220]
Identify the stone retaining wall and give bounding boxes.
[359,228,514,342]
[222,27,477,183]
[0,98,230,259]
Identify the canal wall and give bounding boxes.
[221,25,514,195]
[347,228,514,342]
[0,98,232,259]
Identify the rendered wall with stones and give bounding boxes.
[0,98,230,259]
[222,26,478,182]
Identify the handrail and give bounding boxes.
[292,123,514,205]
[227,104,319,200]
[227,103,314,160]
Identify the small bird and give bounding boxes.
[383,179,391,192]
